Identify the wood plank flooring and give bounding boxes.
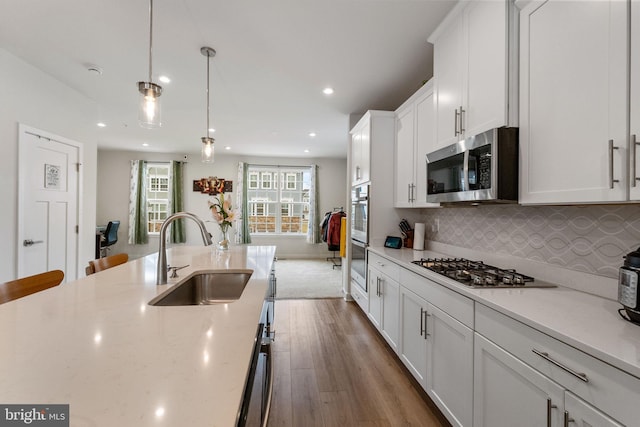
[268,299,450,427]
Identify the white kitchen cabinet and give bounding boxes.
[400,267,474,427]
[400,287,428,387]
[425,302,473,427]
[368,254,400,352]
[394,80,440,208]
[476,303,637,427]
[429,0,517,148]
[630,1,640,200]
[518,0,630,204]
[350,115,371,186]
[473,333,565,427]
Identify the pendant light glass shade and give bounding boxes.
[137,0,162,129]
[200,47,217,162]
[202,137,215,163]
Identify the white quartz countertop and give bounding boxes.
[368,246,640,380]
[0,245,276,427]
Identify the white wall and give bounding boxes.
[96,150,347,260]
[0,49,98,282]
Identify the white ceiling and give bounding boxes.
[0,0,456,159]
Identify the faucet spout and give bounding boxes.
[156,212,213,285]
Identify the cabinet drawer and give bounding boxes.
[368,252,400,282]
[400,267,474,328]
[351,280,368,313]
[476,303,640,426]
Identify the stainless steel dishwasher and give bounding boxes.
[237,259,276,427]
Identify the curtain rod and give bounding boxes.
[247,163,313,169]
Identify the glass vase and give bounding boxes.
[218,226,230,251]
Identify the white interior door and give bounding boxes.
[18,125,80,282]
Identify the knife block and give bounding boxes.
[403,230,414,248]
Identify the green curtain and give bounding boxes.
[128,160,149,244]
[239,162,252,244]
[170,160,186,243]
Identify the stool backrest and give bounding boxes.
[0,270,64,304]
[88,253,129,274]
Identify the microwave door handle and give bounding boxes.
[463,150,469,191]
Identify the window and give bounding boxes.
[247,166,311,234]
[146,163,170,233]
[248,172,259,189]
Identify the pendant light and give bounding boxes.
[201,46,216,163]
[137,0,162,128]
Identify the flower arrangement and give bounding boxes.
[208,192,235,233]
[208,192,234,250]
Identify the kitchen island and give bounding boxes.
[0,245,276,427]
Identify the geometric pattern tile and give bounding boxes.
[422,205,640,279]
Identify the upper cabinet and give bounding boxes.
[350,117,371,186]
[518,0,634,204]
[429,0,518,148]
[394,80,440,208]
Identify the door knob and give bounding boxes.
[23,239,44,247]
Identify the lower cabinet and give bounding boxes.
[368,265,400,352]
[565,392,625,427]
[399,274,473,427]
[474,333,564,427]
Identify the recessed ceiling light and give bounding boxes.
[225,146,231,150]
[323,87,334,95]
[158,75,171,84]
[209,128,216,133]
[308,132,316,137]
[142,143,149,147]
[304,149,310,153]
[97,122,106,128]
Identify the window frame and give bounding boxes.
[146,163,171,235]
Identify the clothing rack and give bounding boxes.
[322,208,345,269]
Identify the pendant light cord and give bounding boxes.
[206,52,210,138]
[148,0,154,82]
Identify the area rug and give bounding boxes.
[274,259,343,299]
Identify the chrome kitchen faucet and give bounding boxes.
[156,212,213,285]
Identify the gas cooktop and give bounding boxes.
[411,258,556,288]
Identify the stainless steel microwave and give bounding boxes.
[426,127,519,204]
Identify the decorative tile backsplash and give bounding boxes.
[421,205,640,279]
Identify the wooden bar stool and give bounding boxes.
[86,253,129,275]
[0,270,64,304]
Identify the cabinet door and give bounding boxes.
[351,129,362,185]
[367,267,382,330]
[395,105,415,207]
[519,0,628,204]
[474,334,564,427]
[381,275,400,352]
[564,392,625,427]
[462,0,508,138]
[434,12,463,147]
[359,122,371,184]
[631,1,640,200]
[400,288,428,387]
[426,303,473,427]
[414,88,436,207]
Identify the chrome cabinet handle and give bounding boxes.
[355,165,361,180]
[23,239,44,247]
[459,106,465,133]
[547,398,557,427]
[564,411,575,427]
[411,184,416,202]
[420,307,425,337]
[532,349,589,382]
[454,108,460,136]
[633,134,639,187]
[609,139,620,189]
[424,311,431,339]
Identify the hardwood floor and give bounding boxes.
[268,299,450,427]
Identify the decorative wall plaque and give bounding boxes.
[193,176,232,195]
[44,164,61,189]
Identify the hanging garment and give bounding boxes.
[320,212,332,243]
[327,211,346,251]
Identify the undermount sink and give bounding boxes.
[148,270,253,306]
